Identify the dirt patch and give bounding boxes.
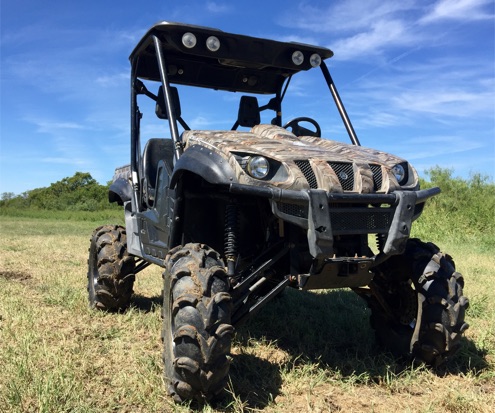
[0,270,32,282]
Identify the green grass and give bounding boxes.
[412,168,495,251]
[0,207,124,223]
[1,171,494,412]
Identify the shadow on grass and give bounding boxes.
[222,288,489,411]
[126,288,488,411]
[436,337,490,376]
[130,293,162,313]
[227,352,282,409]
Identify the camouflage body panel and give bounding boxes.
[182,124,418,194]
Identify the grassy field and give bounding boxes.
[0,206,494,412]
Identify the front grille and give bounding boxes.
[369,164,383,190]
[278,202,308,218]
[330,208,393,234]
[276,201,394,235]
[295,160,318,189]
[329,162,354,191]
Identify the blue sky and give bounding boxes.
[1,0,494,194]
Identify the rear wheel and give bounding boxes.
[87,225,135,311]
[367,238,469,366]
[162,243,233,403]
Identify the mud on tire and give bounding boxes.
[87,225,135,311]
[162,243,233,403]
[368,238,469,367]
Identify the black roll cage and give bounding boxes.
[129,22,361,212]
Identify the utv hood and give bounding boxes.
[182,124,418,193]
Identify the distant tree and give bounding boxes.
[1,172,116,211]
[1,192,15,201]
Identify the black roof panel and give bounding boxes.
[130,21,334,94]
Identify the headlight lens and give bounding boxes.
[247,156,270,179]
[392,163,407,185]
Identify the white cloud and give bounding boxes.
[420,0,494,24]
[190,115,231,129]
[392,134,486,161]
[345,55,495,124]
[206,2,231,14]
[28,120,87,134]
[392,89,491,118]
[280,0,416,33]
[278,1,423,62]
[330,19,415,61]
[278,0,494,62]
[359,111,408,128]
[95,72,129,87]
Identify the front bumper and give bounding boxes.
[230,182,440,262]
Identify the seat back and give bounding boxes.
[155,86,181,119]
[142,138,174,190]
[237,96,260,127]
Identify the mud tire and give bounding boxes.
[162,243,233,403]
[368,238,469,367]
[87,225,135,311]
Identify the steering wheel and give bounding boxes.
[283,117,321,137]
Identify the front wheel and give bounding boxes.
[367,238,469,366]
[162,243,234,403]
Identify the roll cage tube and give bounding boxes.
[153,35,183,161]
[129,37,184,213]
[130,60,142,213]
[320,62,361,146]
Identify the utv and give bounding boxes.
[87,21,469,403]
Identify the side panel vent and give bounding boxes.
[295,160,318,189]
[328,162,354,191]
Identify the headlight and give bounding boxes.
[182,32,197,48]
[309,53,322,67]
[247,156,270,179]
[392,163,408,185]
[206,36,220,52]
[291,50,304,66]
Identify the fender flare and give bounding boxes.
[170,145,237,188]
[109,177,132,205]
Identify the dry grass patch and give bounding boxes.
[1,216,494,412]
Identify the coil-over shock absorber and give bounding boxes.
[376,233,386,253]
[224,202,239,277]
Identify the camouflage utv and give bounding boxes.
[87,21,469,403]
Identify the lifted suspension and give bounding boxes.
[224,202,239,277]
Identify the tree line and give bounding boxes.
[1,168,493,221]
[0,172,117,211]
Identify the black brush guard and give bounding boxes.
[230,183,440,290]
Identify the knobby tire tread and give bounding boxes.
[162,243,233,403]
[369,238,469,367]
[87,225,135,311]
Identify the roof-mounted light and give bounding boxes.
[291,50,304,66]
[309,53,322,67]
[206,36,221,52]
[182,32,197,49]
